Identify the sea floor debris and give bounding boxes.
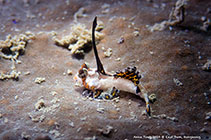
[0,31,35,80]
[54,23,104,55]
[202,59,211,71]
[149,0,188,32]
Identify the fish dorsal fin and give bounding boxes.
[113,67,142,86]
[92,17,106,75]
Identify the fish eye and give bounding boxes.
[78,74,82,78]
[78,68,88,78]
[78,73,84,78]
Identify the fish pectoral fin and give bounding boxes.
[111,87,119,98]
[146,103,151,116]
[94,90,103,99]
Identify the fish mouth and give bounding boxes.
[73,75,83,87]
[74,82,83,87]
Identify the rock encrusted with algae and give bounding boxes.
[0,70,21,80]
[149,0,188,32]
[0,32,35,60]
[54,23,104,55]
[0,31,35,80]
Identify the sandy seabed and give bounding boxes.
[0,0,211,139]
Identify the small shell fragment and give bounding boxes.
[202,59,211,71]
[104,48,112,57]
[117,37,124,44]
[35,77,46,84]
[67,69,73,75]
[173,78,183,86]
[34,99,45,110]
[97,125,113,136]
[133,31,139,37]
[97,108,105,113]
[149,93,156,103]
[115,58,121,61]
